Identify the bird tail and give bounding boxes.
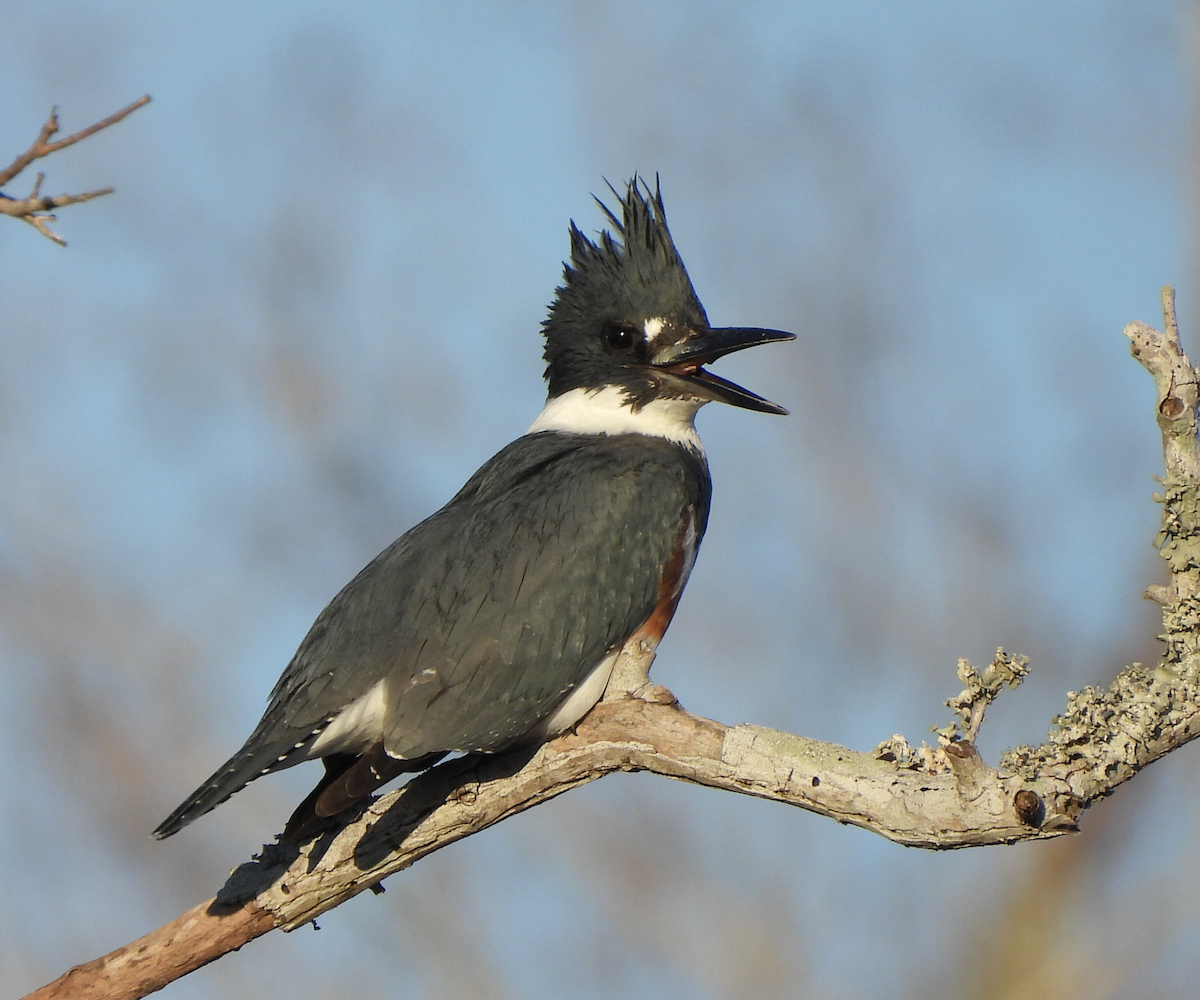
[152,729,316,840]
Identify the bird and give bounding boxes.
[153,177,793,841]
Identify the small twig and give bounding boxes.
[937,648,1030,744]
[0,176,115,247]
[879,648,1030,772]
[0,95,150,188]
[0,95,149,245]
[1126,287,1200,484]
[1162,285,1180,345]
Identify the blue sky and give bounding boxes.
[1,3,1195,998]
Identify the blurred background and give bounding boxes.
[1,2,1196,998]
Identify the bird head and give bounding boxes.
[541,177,794,417]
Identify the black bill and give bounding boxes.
[652,326,795,415]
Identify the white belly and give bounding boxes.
[308,678,388,756]
[536,649,620,737]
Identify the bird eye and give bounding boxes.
[604,324,638,353]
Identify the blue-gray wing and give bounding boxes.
[152,431,710,838]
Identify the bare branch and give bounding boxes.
[23,897,273,1000]
[0,96,150,188]
[24,288,1200,998]
[0,96,149,245]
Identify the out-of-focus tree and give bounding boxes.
[3,5,1197,1000]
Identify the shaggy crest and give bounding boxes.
[542,177,709,400]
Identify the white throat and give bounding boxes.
[528,385,705,451]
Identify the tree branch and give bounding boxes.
[0,96,150,245]
[25,288,1200,999]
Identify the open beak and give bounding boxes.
[651,326,795,415]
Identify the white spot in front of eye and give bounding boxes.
[644,317,666,344]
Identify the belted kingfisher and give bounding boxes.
[154,178,793,840]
